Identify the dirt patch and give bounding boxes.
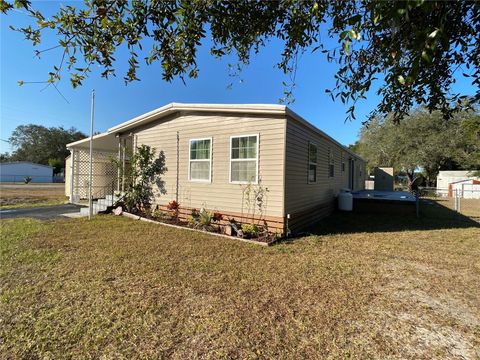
[364,258,480,359]
[0,185,66,207]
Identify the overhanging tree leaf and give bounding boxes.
[2,0,479,122]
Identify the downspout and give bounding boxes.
[121,138,126,193]
[116,135,121,192]
[176,131,179,203]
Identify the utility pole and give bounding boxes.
[88,90,95,220]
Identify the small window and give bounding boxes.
[230,135,258,183]
[328,148,334,178]
[308,142,317,183]
[189,138,212,182]
[341,152,345,172]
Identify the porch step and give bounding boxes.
[75,193,124,217]
[97,198,115,206]
[79,200,109,216]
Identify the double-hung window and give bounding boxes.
[189,138,212,182]
[328,148,335,178]
[308,142,317,183]
[230,135,259,183]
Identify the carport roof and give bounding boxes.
[67,131,118,152]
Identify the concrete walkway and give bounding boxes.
[0,204,84,220]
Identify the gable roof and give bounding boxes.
[67,103,364,160]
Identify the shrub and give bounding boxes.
[187,216,198,228]
[197,210,214,231]
[115,145,167,212]
[191,208,199,219]
[241,223,261,238]
[152,208,167,220]
[167,200,180,219]
[212,212,223,222]
[24,176,32,184]
[167,200,180,211]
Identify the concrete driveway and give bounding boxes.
[0,204,84,220]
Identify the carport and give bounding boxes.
[65,132,133,203]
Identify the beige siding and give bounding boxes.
[285,116,365,229]
[132,112,286,217]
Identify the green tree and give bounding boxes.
[1,1,478,121]
[0,153,10,162]
[356,109,479,186]
[8,124,86,165]
[48,158,63,175]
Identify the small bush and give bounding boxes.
[167,200,180,211]
[152,209,168,220]
[197,210,214,231]
[187,216,198,228]
[241,223,262,238]
[212,212,223,222]
[24,176,32,184]
[167,200,180,219]
[191,208,199,219]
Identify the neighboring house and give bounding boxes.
[0,161,53,183]
[66,103,365,234]
[437,170,480,196]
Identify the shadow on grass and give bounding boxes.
[304,199,480,236]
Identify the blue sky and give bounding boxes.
[0,2,476,154]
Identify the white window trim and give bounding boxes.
[308,141,318,184]
[229,134,259,184]
[188,137,212,183]
[328,147,335,178]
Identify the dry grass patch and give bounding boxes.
[1,207,479,358]
[0,185,67,208]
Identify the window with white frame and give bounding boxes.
[308,142,317,183]
[189,138,212,182]
[328,148,335,177]
[230,135,258,183]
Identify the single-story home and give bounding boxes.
[0,161,53,183]
[66,103,365,234]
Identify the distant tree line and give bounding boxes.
[350,108,480,186]
[0,124,86,174]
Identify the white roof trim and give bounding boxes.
[107,102,287,133]
[66,102,364,161]
[67,131,114,148]
[0,161,53,169]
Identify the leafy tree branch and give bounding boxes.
[2,0,479,121]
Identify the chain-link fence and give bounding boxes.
[419,187,480,221]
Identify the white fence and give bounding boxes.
[422,186,480,199]
[453,184,480,199]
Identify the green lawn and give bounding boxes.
[1,204,479,358]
